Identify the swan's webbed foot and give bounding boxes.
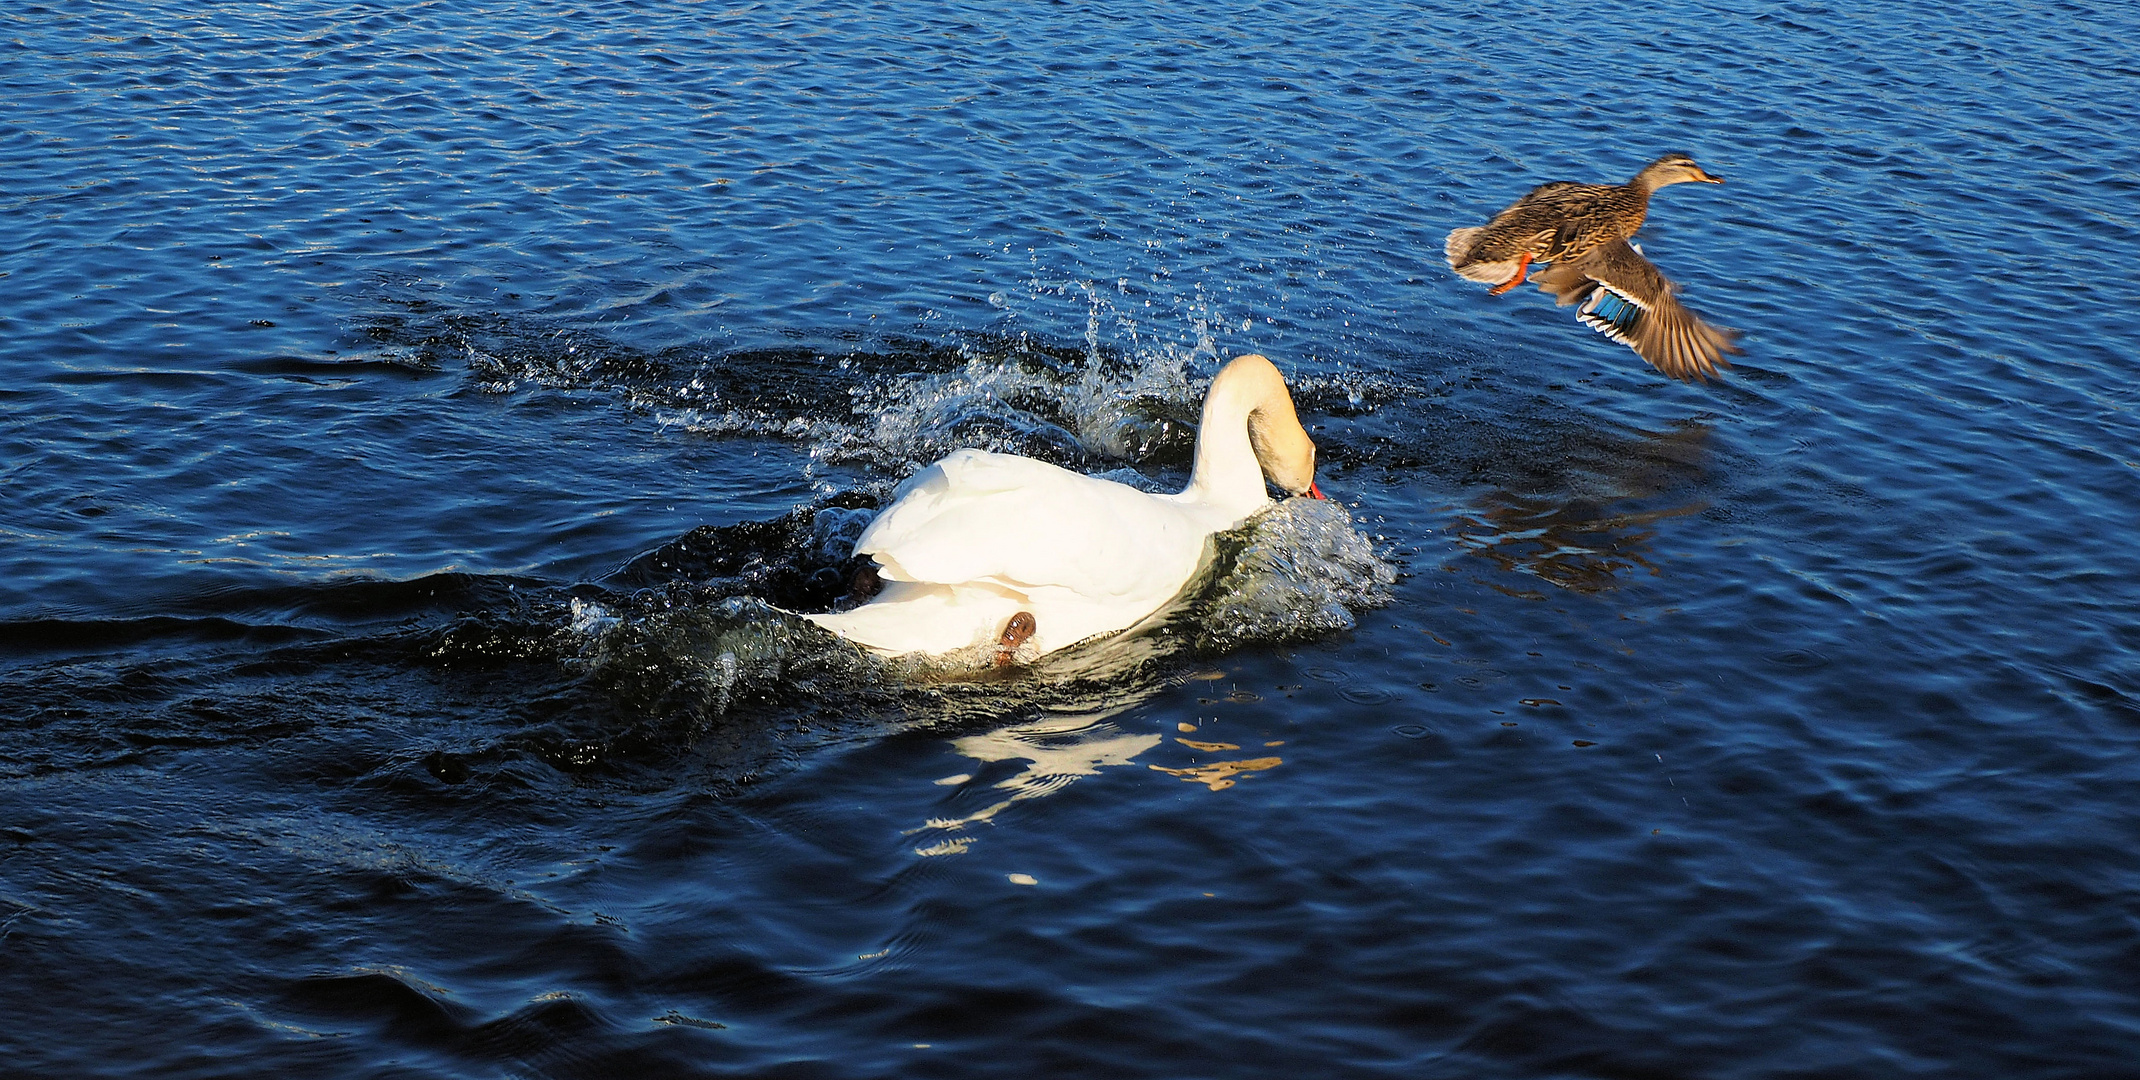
[995,611,1036,667]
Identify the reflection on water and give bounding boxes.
[1149,748,1284,792]
[1452,420,1712,595]
[907,705,1294,856]
[909,709,1162,856]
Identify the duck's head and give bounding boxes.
[1225,354,1325,500]
[1638,153,1724,189]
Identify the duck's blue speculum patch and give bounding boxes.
[1576,285,1644,345]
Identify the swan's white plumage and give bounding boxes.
[804,354,1318,659]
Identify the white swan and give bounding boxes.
[806,353,1324,661]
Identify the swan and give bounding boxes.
[805,353,1324,661]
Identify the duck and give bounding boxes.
[1444,152,1743,381]
[805,353,1324,662]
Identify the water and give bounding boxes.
[4,0,2138,1075]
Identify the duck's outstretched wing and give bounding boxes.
[1532,239,1742,382]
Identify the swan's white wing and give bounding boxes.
[855,449,1205,604]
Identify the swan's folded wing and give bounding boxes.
[854,450,1205,602]
[1533,239,1742,382]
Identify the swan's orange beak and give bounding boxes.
[1308,481,1326,500]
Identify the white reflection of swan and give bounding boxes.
[907,710,1162,856]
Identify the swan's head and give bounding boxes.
[1223,354,1325,500]
[1637,153,1723,190]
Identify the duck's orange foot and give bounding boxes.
[1486,252,1533,296]
[995,611,1037,667]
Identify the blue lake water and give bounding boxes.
[4,1,2139,1075]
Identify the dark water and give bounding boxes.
[5,0,2139,1075]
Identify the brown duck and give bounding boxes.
[1445,153,1742,381]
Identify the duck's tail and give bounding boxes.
[1444,226,1524,285]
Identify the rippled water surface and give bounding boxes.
[5,1,2139,1076]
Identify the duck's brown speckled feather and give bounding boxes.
[1457,180,1652,268]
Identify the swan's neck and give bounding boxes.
[1176,378,1270,526]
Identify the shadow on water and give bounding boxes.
[1450,420,1714,596]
